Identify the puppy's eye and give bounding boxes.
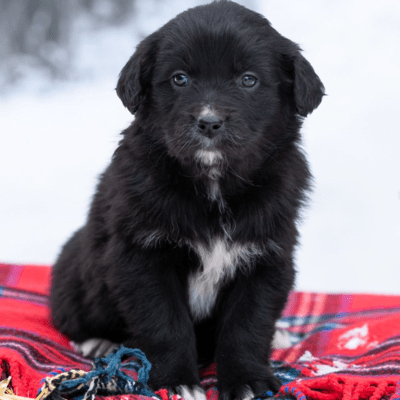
[173,74,189,87]
[241,75,257,88]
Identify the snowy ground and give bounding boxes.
[0,0,399,294]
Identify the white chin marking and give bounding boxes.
[195,150,223,166]
[72,338,118,359]
[176,385,206,400]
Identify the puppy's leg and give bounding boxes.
[216,261,294,400]
[51,229,93,343]
[174,385,206,400]
[72,338,118,358]
[108,246,204,396]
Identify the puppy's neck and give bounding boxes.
[201,173,225,211]
[195,150,226,209]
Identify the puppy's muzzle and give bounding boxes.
[197,113,224,139]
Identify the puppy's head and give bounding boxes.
[117,1,324,174]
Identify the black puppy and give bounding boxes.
[51,1,324,400]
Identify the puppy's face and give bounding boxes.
[117,2,324,174]
[151,29,280,170]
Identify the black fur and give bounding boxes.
[51,1,324,399]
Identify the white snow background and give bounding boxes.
[0,0,399,293]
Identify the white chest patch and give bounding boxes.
[188,238,262,321]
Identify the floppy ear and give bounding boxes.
[116,33,159,114]
[293,51,325,117]
[279,42,325,117]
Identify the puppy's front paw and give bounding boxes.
[219,384,254,400]
[219,375,281,400]
[72,338,118,359]
[174,385,206,400]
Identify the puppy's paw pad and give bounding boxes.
[175,385,206,400]
[72,338,118,359]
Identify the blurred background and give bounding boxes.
[0,0,399,294]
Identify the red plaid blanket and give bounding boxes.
[1,263,400,400]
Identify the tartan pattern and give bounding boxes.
[1,263,400,400]
[273,292,400,371]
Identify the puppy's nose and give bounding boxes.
[197,114,224,138]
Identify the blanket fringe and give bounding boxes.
[0,377,33,400]
[1,346,157,400]
[36,346,157,400]
[281,375,400,400]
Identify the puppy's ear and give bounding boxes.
[279,42,325,117]
[116,33,159,114]
[293,52,325,116]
